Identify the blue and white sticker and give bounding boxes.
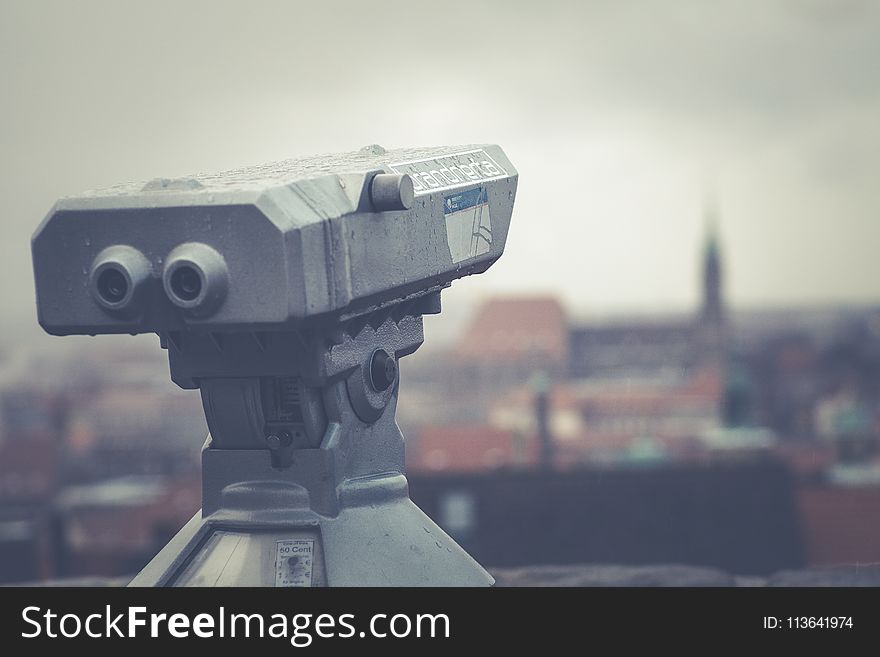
[443,187,492,263]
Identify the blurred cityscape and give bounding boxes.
[1,209,879,583]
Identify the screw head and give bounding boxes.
[266,430,292,450]
[369,349,397,391]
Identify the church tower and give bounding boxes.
[701,205,724,327]
[698,202,726,364]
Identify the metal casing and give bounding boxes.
[32,144,517,334]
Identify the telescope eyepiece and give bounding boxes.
[97,268,128,303]
[162,242,228,316]
[89,245,152,314]
[170,265,202,302]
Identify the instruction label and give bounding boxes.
[275,539,314,587]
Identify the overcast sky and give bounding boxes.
[2,0,879,342]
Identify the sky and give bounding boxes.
[1,0,879,344]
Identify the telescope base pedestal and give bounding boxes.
[129,492,493,587]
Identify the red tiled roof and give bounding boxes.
[453,296,568,363]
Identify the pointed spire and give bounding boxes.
[701,181,720,258]
[700,185,723,326]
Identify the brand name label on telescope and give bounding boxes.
[443,186,492,263]
[275,539,314,587]
[389,149,507,194]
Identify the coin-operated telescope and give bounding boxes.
[32,145,517,586]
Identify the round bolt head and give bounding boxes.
[369,349,397,391]
[266,430,292,450]
[370,174,414,212]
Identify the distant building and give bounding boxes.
[487,366,723,468]
[452,295,569,383]
[403,206,734,468]
[698,206,726,361]
[570,207,726,381]
[55,475,200,578]
[568,321,698,381]
[0,385,64,583]
[401,296,569,429]
[408,425,536,473]
[0,438,59,583]
[66,387,204,477]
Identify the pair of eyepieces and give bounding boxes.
[89,243,227,316]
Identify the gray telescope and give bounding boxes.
[32,144,517,586]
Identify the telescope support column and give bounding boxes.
[130,299,492,586]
